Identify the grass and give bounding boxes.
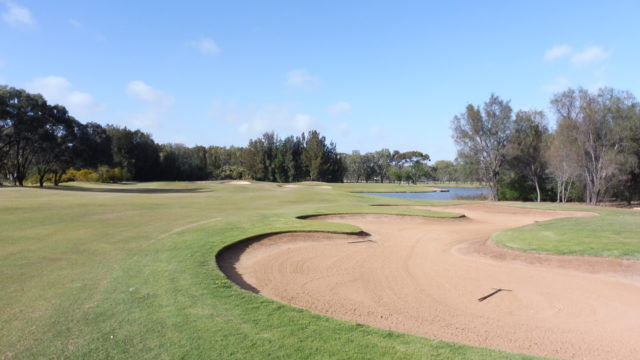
[283,181,444,193]
[2,181,635,359]
[493,202,640,259]
[287,181,487,193]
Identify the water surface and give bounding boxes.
[365,187,490,200]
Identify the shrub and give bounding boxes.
[218,165,247,180]
[76,169,98,182]
[97,166,124,183]
[61,169,78,183]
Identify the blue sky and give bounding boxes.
[2,1,639,160]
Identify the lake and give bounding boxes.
[365,187,490,200]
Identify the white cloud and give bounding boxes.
[542,76,572,93]
[26,76,105,118]
[209,101,316,135]
[293,113,313,132]
[328,101,352,116]
[126,80,174,106]
[571,46,610,66]
[544,45,572,61]
[188,38,221,55]
[286,69,319,89]
[125,81,174,130]
[69,19,82,29]
[2,1,35,27]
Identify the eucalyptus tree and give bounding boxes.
[551,88,628,204]
[345,150,366,182]
[451,94,513,200]
[507,110,549,202]
[546,118,581,203]
[432,160,455,183]
[373,148,392,183]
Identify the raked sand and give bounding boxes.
[218,204,640,360]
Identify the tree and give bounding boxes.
[107,126,161,181]
[432,160,455,183]
[32,105,79,187]
[302,130,326,181]
[506,110,549,202]
[345,151,366,182]
[551,88,625,204]
[73,122,113,170]
[406,161,429,184]
[451,94,513,200]
[546,118,581,203]
[372,149,392,183]
[159,144,209,181]
[243,132,278,181]
[609,92,640,203]
[0,86,50,186]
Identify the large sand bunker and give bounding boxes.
[218,205,640,360]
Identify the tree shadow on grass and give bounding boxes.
[39,185,208,194]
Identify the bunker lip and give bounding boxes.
[217,205,640,360]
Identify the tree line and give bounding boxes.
[452,88,640,204]
[0,86,347,185]
[4,84,639,205]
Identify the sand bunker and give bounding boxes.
[227,181,251,185]
[281,184,332,189]
[218,204,640,360]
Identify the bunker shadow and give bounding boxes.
[217,230,371,294]
[39,186,206,194]
[216,234,267,294]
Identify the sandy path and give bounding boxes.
[218,204,640,360]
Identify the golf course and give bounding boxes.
[4,2,640,359]
[2,181,639,359]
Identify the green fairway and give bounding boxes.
[493,203,640,259]
[2,181,635,359]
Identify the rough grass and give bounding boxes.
[0,181,583,360]
[493,203,640,259]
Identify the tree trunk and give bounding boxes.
[489,172,499,201]
[565,179,573,203]
[534,179,541,202]
[54,171,63,186]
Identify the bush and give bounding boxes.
[97,166,124,183]
[76,169,98,182]
[218,165,247,180]
[61,169,78,183]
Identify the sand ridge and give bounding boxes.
[218,204,640,360]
